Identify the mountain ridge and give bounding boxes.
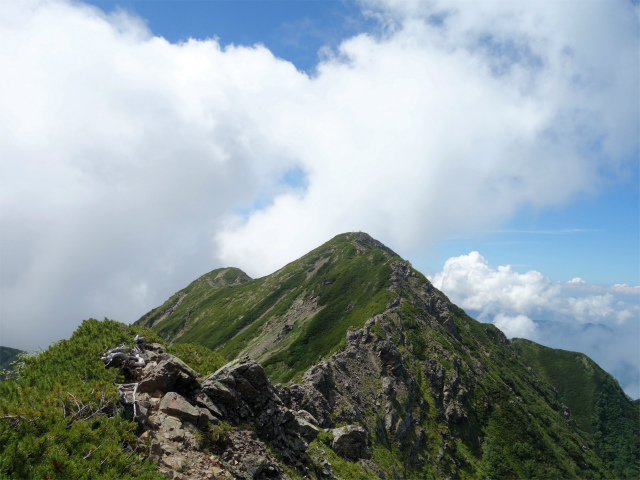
[136,232,403,382]
[3,232,637,479]
[133,231,638,478]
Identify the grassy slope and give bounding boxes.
[136,233,400,384]
[0,346,22,372]
[512,338,640,479]
[134,232,627,478]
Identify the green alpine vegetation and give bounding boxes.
[2,232,637,479]
[134,232,638,479]
[136,232,400,383]
[512,338,640,479]
[0,318,224,479]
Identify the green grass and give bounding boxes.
[0,318,234,480]
[131,232,630,479]
[512,338,640,479]
[262,246,396,383]
[137,233,399,384]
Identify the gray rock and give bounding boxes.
[201,379,238,406]
[331,425,371,460]
[156,414,186,442]
[394,414,412,443]
[241,454,267,479]
[159,392,200,424]
[442,316,460,339]
[287,412,320,443]
[296,409,319,425]
[146,343,165,353]
[237,361,269,390]
[195,392,224,418]
[197,407,219,427]
[235,376,260,402]
[138,355,199,394]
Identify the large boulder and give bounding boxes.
[286,410,320,443]
[138,354,199,394]
[201,359,274,410]
[159,392,200,424]
[331,425,371,460]
[201,379,238,406]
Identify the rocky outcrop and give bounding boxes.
[110,255,493,478]
[200,358,320,465]
[107,338,323,479]
[158,391,201,425]
[138,354,199,394]
[331,425,371,460]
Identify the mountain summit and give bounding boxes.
[3,233,636,479]
[134,232,638,478]
[136,232,403,383]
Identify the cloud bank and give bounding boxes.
[0,0,637,363]
[429,252,640,398]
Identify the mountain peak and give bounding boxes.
[4,233,637,479]
[349,231,398,257]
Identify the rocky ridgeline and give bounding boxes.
[105,260,475,479]
[107,341,370,479]
[275,261,485,478]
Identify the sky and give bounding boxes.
[0,0,638,396]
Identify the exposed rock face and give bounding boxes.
[119,345,323,479]
[125,255,485,478]
[331,425,371,461]
[158,391,201,425]
[201,359,320,464]
[138,354,199,394]
[125,233,630,480]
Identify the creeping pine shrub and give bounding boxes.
[0,318,165,480]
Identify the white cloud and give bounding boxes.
[215,0,639,274]
[0,0,306,348]
[611,284,640,295]
[429,252,640,397]
[493,313,539,340]
[428,252,639,325]
[0,0,637,353]
[567,277,585,284]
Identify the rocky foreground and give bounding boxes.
[119,340,372,479]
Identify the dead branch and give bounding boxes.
[83,436,110,460]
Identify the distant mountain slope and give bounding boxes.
[512,338,639,478]
[136,232,401,383]
[134,232,636,478]
[0,346,22,372]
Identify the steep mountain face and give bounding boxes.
[136,232,400,384]
[512,339,639,479]
[134,232,636,479]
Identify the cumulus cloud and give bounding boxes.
[0,0,306,348]
[0,0,637,354]
[493,313,539,340]
[215,0,639,273]
[429,252,639,325]
[428,252,640,397]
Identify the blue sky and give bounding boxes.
[0,0,638,395]
[86,0,374,73]
[84,0,639,287]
